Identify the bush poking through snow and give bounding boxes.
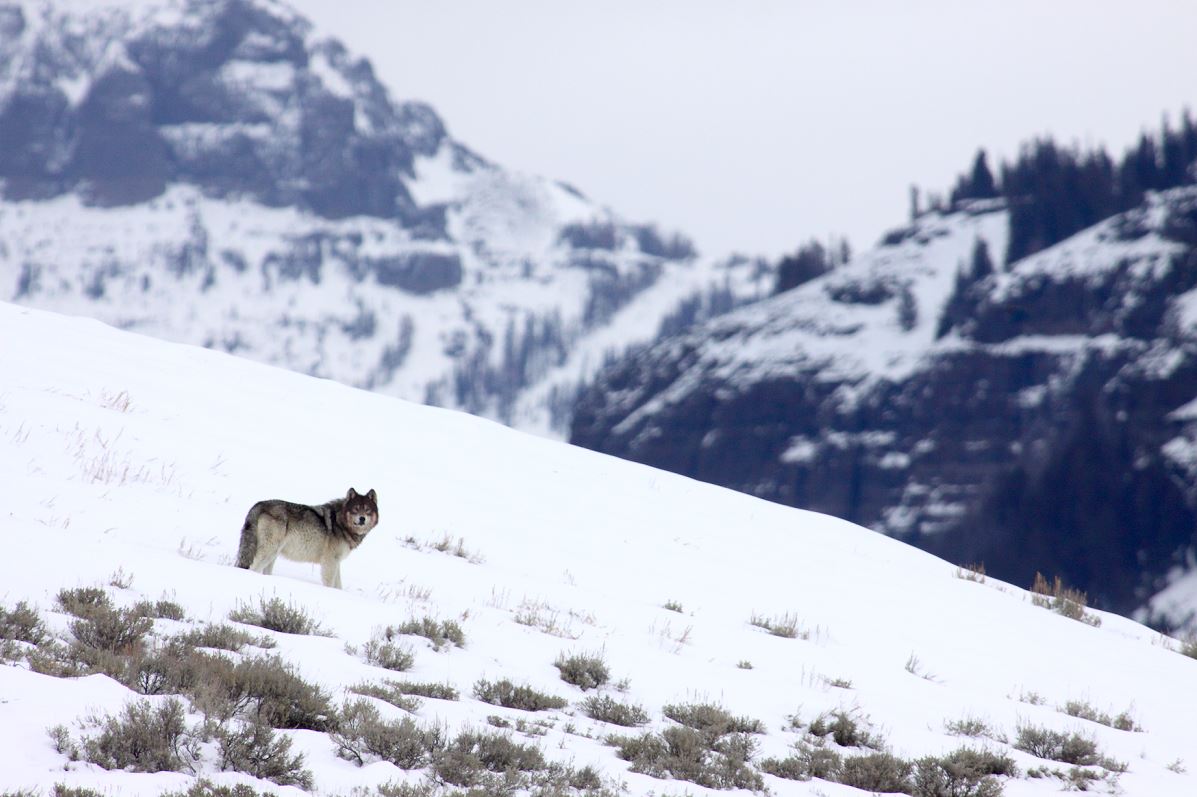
[390,616,466,650]
[581,695,650,727]
[348,681,423,713]
[748,611,807,639]
[174,623,273,652]
[213,719,313,787]
[432,728,548,787]
[331,699,444,769]
[1030,573,1101,627]
[945,716,1003,740]
[472,679,568,711]
[1014,724,1124,771]
[1059,700,1141,732]
[838,752,914,793]
[70,697,200,773]
[607,726,764,791]
[554,650,610,691]
[132,598,187,621]
[0,601,48,646]
[762,743,1012,796]
[55,587,112,618]
[805,709,884,750]
[663,701,765,738]
[159,780,276,797]
[912,748,1016,796]
[228,596,330,636]
[362,633,416,672]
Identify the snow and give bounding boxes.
[2,301,1197,795]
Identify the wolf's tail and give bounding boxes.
[235,504,262,569]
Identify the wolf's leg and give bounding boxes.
[321,560,342,589]
[250,539,283,575]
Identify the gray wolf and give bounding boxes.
[235,488,379,588]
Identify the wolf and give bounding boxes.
[235,488,379,589]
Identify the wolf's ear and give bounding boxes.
[367,489,377,503]
[347,487,358,500]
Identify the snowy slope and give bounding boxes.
[1,301,1196,796]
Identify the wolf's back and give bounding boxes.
[235,502,267,569]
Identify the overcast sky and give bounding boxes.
[288,0,1197,260]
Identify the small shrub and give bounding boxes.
[905,652,937,681]
[390,616,466,650]
[749,611,807,639]
[175,623,269,652]
[1181,637,1197,659]
[945,716,999,739]
[1014,724,1123,770]
[214,719,313,787]
[50,787,106,797]
[608,726,763,790]
[912,748,1012,797]
[737,660,754,670]
[132,598,187,621]
[823,675,853,689]
[956,563,987,582]
[663,600,684,613]
[0,601,48,646]
[362,635,416,672]
[663,701,765,737]
[580,695,649,727]
[473,679,567,712]
[178,653,333,731]
[1016,689,1045,706]
[761,739,844,781]
[554,651,610,691]
[331,699,443,769]
[433,729,546,787]
[220,655,335,731]
[56,587,112,618]
[75,698,200,773]
[1030,573,1101,627]
[807,709,883,749]
[71,606,153,655]
[1060,699,1140,732]
[349,681,423,712]
[229,596,328,636]
[159,779,276,797]
[839,751,913,793]
[384,680,459,701]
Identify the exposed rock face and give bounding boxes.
[571,191,1197,624]
[0,0,767,436]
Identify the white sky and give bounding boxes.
[287,0,1197,259]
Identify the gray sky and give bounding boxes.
[288,0,1197,259]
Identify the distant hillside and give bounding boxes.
[572,119,1197,631]
[0,0,768,436]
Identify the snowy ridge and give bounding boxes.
[2,302,1197,795]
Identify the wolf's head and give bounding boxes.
[342,487,379,536]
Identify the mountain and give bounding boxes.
[571,185,1197,631]
[3,300,1197,796]
[0,0,768,436]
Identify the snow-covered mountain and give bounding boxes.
[0,0,769,436]
[571,188,1197,631]
[3,300,1197,796]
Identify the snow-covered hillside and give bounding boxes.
[0,0,768,436]
[2,301,1196,796]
